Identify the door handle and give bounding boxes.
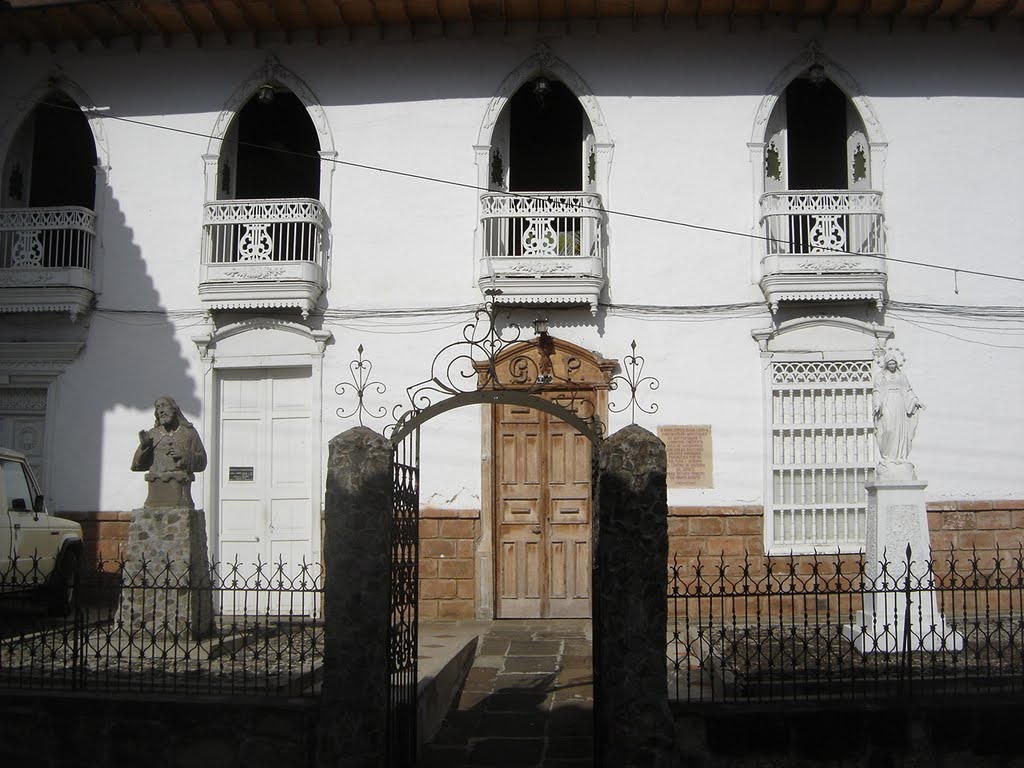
[531,527,542,535]
[13,523,20,530]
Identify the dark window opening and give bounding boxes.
[786,78,847,191]
[29,93,97,209]
[234,90,320,200]
[509,79,583,193]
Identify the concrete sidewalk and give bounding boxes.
[418,619,593,767]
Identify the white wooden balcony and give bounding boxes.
[478,193,605,314]
[0,206,96,321]
[200,198,328,318]
[759,191,887,312]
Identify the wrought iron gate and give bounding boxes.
[387,427,420,767]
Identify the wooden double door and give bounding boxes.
[495,396,593,619]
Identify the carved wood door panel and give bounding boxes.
[495,396,591,619]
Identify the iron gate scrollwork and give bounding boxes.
[388,427,420,767]
[335,304,660,767]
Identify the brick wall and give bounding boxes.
[418,508,479,621]
[668,500,1024,577]
[59,510,133,571]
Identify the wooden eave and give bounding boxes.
[0,0,1020,50]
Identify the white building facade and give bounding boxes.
[1,0,1022,620]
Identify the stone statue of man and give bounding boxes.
[131,396,207,509]
[872,345,924,481]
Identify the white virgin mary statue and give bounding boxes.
[872,346,924,481]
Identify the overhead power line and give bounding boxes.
[6,92,1024,288]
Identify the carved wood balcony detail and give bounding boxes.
[759,191,887,312]
[0,206,97,321]
[478,192,605,314]
[200,198,328,319]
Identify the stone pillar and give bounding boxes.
[843,480,963,653]
[318,426,393,768]
[117,507,213,640]
[595,425,677,768]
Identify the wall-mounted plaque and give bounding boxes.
[228,466,254,482]
[658,425,713,489]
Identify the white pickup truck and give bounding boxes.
[0,447,83,614]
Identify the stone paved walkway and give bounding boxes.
[419,620,593,767]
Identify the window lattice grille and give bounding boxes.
[770,360,874,549]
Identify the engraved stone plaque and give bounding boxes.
[658,425,713,489]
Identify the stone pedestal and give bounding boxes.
[117,507,214,640]
[843,480,962,653]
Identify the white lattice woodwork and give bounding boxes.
[769,360,874,551]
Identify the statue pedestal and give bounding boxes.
[117,507,214,641]
[843,480,962,653]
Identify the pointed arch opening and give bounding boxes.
[0,78,104,320]
[199,61,335,319]
[751,46,889,314]
[474,53,613,315]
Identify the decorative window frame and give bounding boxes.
[472,46,614,291]
[192,318,333,564]
[747,43,888,283]
[752,316,893,554]
[0,69,111,295]
[202,56,337,212]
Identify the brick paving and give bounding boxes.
[420,620,593,767]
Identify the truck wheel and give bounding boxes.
[48,550,80,616]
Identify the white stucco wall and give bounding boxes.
[1,22,1022,524]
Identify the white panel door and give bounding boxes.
[217,368,313,614]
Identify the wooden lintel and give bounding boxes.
[399,0,415,36]
[23,9,57,53]
[170,1,203,46]
[5,15,34,55]
[264,0,293,43]
[103,2,143,50]
[133,2,173,47]
[367,0,383,30]
[988,0,1019,28]
[327,0,353,39]
[204,0,234,43]
[950,0,978,26]
[232,0,263,46]
[64,5,110,49]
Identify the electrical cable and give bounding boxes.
[5,91,1024,288]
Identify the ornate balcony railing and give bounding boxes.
[200,198,329,318]
[479,192,605,314]
[0,206,97,320]
[759,191,887,311]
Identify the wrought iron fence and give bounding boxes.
[0,556,323,697]
[668,546,1024,704]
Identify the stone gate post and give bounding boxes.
[318,426,393,768]
[595,425,677,768]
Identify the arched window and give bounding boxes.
[1,88,99,320]
[753,49,887,313]
[476,57,610,315]
[490,77,593,194]
[2,91,97,211]
[764,74,871,194]
[200,73,332,319]
[217,86,320,202]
